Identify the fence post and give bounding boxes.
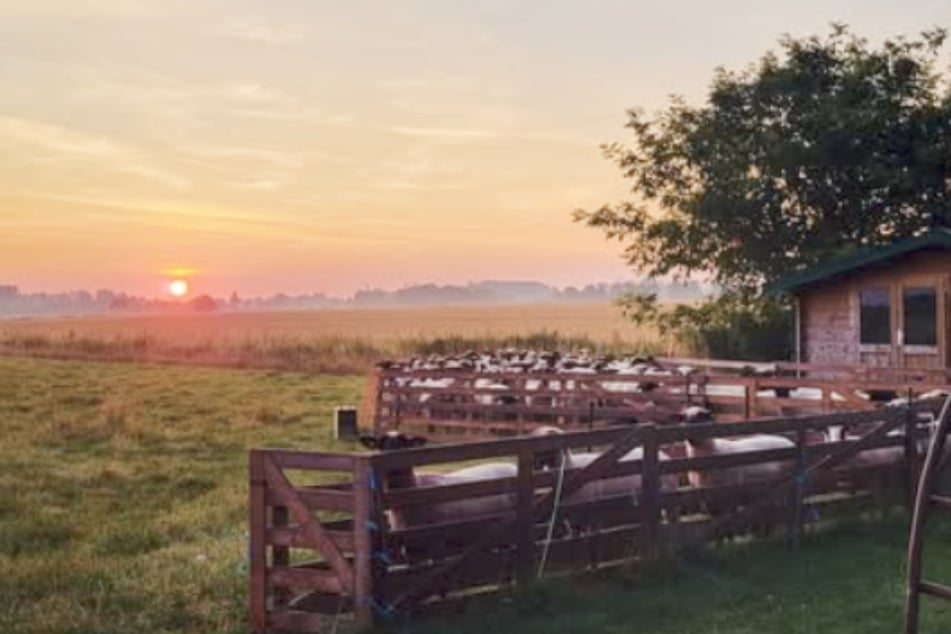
[744,382,754,420]
[272,506,289,608]
[249,450,268,634]
[516,448,536,585]
[353,456,375,630]
[394,387,403,431]
[372,370,385,435]
[791,428,807,549]
[515,376,525,434]
[698,374,709,409]
[641,424,660,560]
[904,391,920,511]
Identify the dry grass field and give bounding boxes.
[0,303,665,373]
[0,302,645,343]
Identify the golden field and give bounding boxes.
[0,302,665,374]
[0,302,644,342]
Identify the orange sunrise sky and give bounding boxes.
[3,1,950,297]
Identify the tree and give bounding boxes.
[188,295,217,312]
[576,26,951,359]
[577,25,951,295]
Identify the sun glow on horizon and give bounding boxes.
[168,279,189,297]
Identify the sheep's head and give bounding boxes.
[359,431,428,451]
[530,425,566,470]
[681,406,713,425]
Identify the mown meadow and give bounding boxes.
[0,357,364,634]
[5,355,951,634]
[390,518,951,634]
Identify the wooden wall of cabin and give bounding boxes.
[800,284,859,366]
[798,249,951,370]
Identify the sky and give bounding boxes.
[2,1,951,298]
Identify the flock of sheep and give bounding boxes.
[379,351,911,407]
[360,396,947,562]
[380,353,696,417]
[361,350,951,563]
[380,350,696,376]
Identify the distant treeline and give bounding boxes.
[0,279,711,318]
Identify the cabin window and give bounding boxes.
[859,288,891,345]
[903,286,937,347]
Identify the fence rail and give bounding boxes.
[250,399,941,632]
[368,357,951,438]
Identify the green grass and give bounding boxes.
[0,357,365,634]
[5,356,951,634]
[389,519,951,634]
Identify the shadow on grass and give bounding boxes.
[378,517,951,634]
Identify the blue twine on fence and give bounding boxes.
[793,468,821,523]
[373,598,396,619]
[369,469,379,492]
[354,595,396,619]
[352,548,392,565]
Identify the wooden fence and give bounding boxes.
[656,357,951,383]
[370,368,692,439]
[250,400,941,632]
[369,359,950,439]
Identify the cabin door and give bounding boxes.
[895,276,945,371]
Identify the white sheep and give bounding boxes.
[681,406,795,489]
[359,433,517,559]
[529,426,679,508]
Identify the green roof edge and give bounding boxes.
[768,228,951,295]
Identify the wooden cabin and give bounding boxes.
[773,229,951,370]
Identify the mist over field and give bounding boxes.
[0,302,666,374]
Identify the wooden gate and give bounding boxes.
[249,450,375,632]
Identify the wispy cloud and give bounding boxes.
[371,181,474,191]
[230,178,288,191]
[0,114,190,190]
[228,82,298,104]
[385,124,593,145]
[67,68,344,128]
[216,19,310,45]
[113,164,190,190]
[28,191,410,246]
[0,115,124,157]
[179,146,305,170]
[386,125,503,139]
[2,0,166,19]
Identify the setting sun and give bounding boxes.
[169,279,189,297]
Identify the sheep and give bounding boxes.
[528,426,680,534]
[824,398,951,511]
[822,424,910,514]
[359,432,517,560]
[681,406,795,536]
[681,406,795,488]
[382,350,677,377]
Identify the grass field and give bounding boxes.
[0,303,664,374]
[5,355,951,633]
[396,519,951,634]
[0,356,365,634]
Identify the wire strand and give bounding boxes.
[537,452,568,578]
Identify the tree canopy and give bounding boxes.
[576,25,951,296]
